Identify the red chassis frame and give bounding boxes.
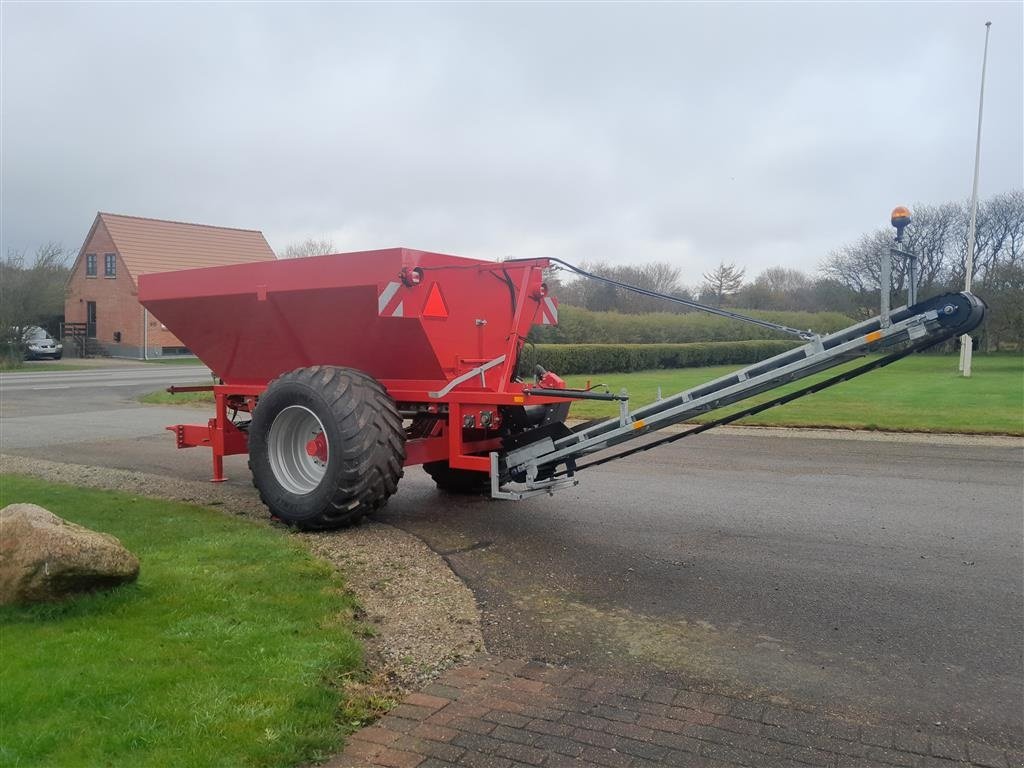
[168,384,572,483]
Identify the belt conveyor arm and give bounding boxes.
[494,291,985,498]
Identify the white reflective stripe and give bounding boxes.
[543,296,558,322]
[392,301,404,318]
[377,281,401,313]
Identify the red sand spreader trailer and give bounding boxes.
[138,245,984,530]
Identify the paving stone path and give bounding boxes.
[327,658,1021,768]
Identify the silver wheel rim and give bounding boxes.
[267,405,329,495]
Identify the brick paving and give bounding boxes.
[325,658,1022,768]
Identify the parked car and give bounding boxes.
[23,326,63,360]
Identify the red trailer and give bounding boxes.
[138,246,984,530]
[139,248,574,528]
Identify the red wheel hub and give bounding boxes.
[305,432,328,463]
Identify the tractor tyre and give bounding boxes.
[248,366,405,530]
[423,460,491,495]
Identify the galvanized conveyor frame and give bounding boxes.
[492,291,985,499]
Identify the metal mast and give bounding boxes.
[960,21,992,378]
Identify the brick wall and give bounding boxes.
[65,219,186,357]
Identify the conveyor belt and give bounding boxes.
[495,291,985,495]
[560,330,952,475]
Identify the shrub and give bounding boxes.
[519,340,800,375]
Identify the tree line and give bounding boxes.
[2,190,1020,363]
[0,243,74,362]
[552,191,1023,349]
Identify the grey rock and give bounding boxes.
[0,503,139,605]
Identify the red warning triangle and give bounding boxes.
[422,283,449,318]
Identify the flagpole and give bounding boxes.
[960,20,992,378]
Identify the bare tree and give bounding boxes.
[822,227,918,299]
[0,242,73,362]
[737,266,814,310]
[821,191,1024,343]
[279,238,335,259]
[808,277,871,318]
[700,262,746,307]
[979,260,1024,350]
[901,202,963,294]
[823,192,1024,299]
[554,262,616,311]
[978,189,1024,271]
[555,261,691,313]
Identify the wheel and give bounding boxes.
[54,353,62,360]
[423,460,491,495]
[248,366,405,529]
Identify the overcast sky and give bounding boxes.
[2,2,1021,284]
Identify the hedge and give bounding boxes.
[528,305,854,345]
[519,340,801,375]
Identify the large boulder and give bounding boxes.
[0,503,139,605]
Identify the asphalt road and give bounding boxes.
[381,434,1023,745]
[0,365,210,446]
[2,365,1022,745]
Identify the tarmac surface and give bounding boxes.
[376,431,1023,746]
[2,363,1022,754]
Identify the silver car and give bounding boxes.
[24,326,63,360]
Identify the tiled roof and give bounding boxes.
[96,212,276,278]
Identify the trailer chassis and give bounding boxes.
[168,380,573,483]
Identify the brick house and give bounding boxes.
[65,213,277,358]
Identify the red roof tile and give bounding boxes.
[96,212,276,278]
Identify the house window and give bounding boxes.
[86,253,97,277]
[104,253,116,277]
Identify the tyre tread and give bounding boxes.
[423,460,491,495]
[248,366,405,530]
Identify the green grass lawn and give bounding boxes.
[565,353,1024,435]
[1,357,204,372]
[0,361,94,372]
[0,476,371,768]
[139,388,216,406]
[143,356,205,365]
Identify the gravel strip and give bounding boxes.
[712,424,1023,446]
[0,453,485,697]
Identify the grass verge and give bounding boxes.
[2,357,204,372]
[0,362,94,372]
[139,388,215,406]
[143,357,206,365]
[0,475,372,768]
[565,353,1023,435]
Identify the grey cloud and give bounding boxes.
[2,2,1020,285]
